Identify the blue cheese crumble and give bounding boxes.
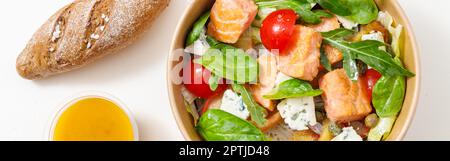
[277,97,317,131]
[220,90,249,120]
[332,127,363,141]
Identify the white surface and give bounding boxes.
[398,0,450,141]
[0,0,448,141]
[0,0,190,141]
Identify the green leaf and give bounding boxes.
[316,0,351,16]
[344,0,379,24]
[313,10,334,18]
[196,109,266,141]
[320,46,332,71]
[298,10,323,24]
[185,11,210,46]
[194,48,259,83]
[232,84,267,126]
[321,28,355,39]
[320,29,362,79]
[263,79,323,100]
[372,57,406,117]
[206,35,220,47]
[208,73,220,91]
[342,49,359,81]
[256,0,322,24]
[206,36,238,52]
[316,0,378,24]
[322,29,415,77]
[351,41,414,77]
[372,75,405,117]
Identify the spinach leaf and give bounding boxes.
[194,48,259,83]
[316,0,351,16]
[315,0,378,24]
[320,46,332,71]
[232,84,267,126]
[206,36,237,52]
[196,109,266,141]
[256,0,322,24]
[372,57,406,117]
[206,35,220,47]
[186,11,210,46]
[322,29,415,77]
[344,0,379,24]
[314,10,334,18]
[263,79,323,100]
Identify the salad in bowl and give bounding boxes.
[172,0,417,141]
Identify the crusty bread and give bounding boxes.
[16,0,170,80]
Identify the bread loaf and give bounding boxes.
[16,0,170,80]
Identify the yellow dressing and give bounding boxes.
[53,97,135,141]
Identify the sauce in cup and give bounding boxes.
[50,93,138,141]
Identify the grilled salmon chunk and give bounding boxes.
[308,16,341,32]
[251,53,278,111]
[309,16,343,65]
[319,69,372,123]
[277,25,322,81]
[207,0,258,44]
[323,44,343,64]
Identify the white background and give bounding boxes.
[0,0,448,141]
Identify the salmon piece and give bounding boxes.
[308,16,344,65]
[250,53,277,111]
[319,69,372,123]
[277,25,322,81]
[207,0,258,44]
[308,16,341,32]
[323,44,343,64]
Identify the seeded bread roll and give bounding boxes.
[16,0,170,80]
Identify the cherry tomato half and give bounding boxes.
[183,60,227,99]
[260,9,297,54]
[364,69,382,100]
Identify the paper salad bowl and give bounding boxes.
[167,0,421,141]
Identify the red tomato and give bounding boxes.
[183,60,227,99]
[364,69,382,100]
[260,9,297,54]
